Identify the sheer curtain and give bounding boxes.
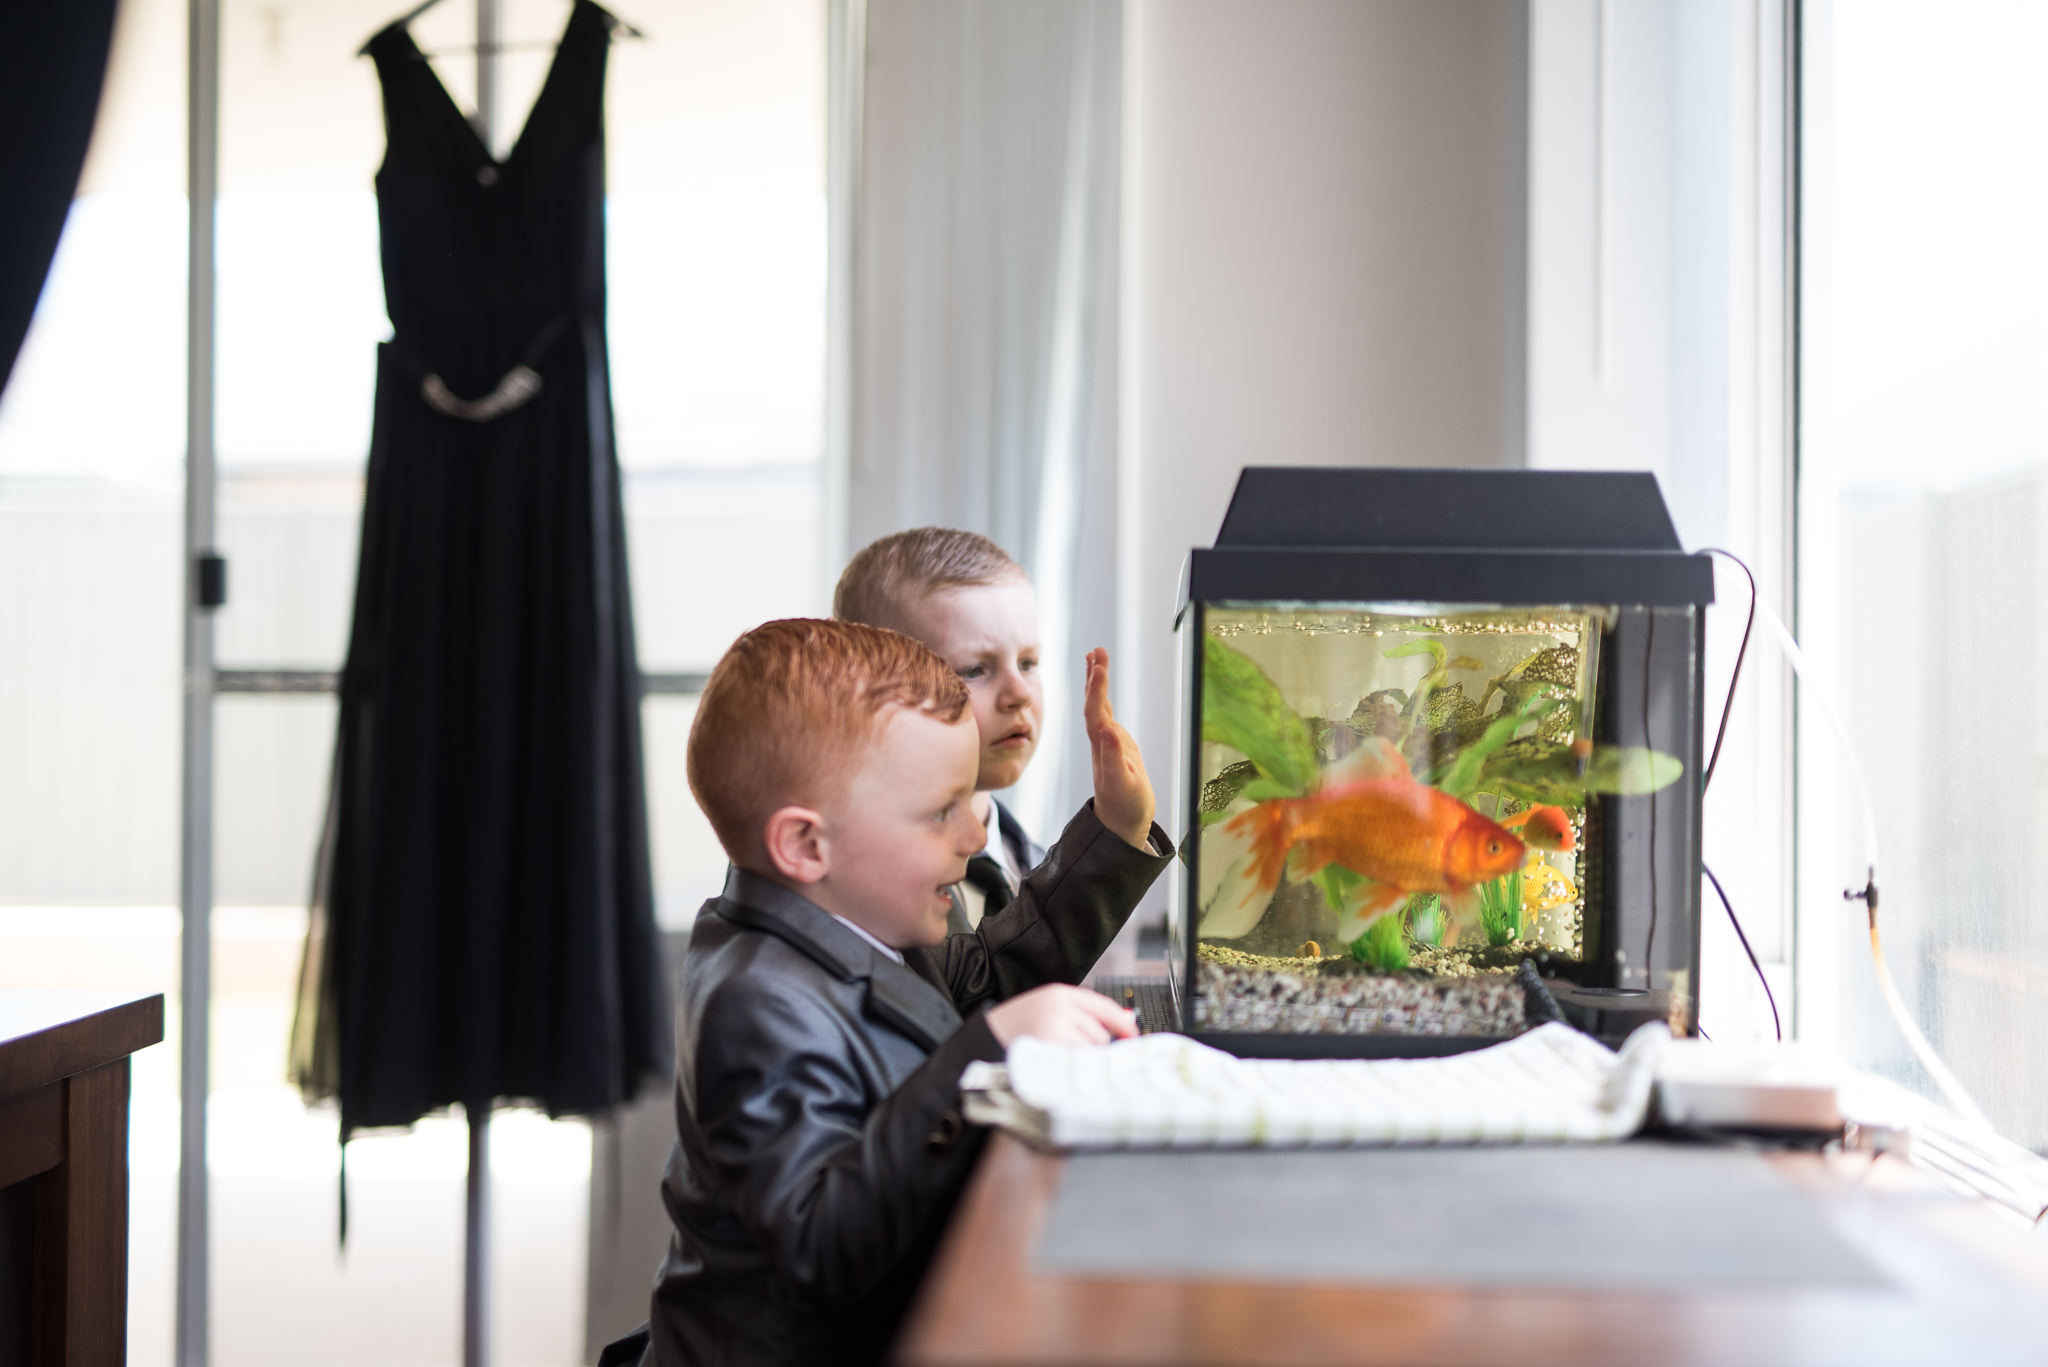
[842,0,1123,839]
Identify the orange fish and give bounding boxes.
[1200,738,1525,943]
[1500,804,1575,853]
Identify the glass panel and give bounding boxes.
[214,474,363,670]
[210,696,592,1364]
[607,0,829,677]
[1175,601,1700,1048]
[605,0,828,477]
[0,0,188,1357]
[1809,0,2048,1142]
[625,468,824,674]
[211,0,423,673]
[644,694,736,926]
[200,0,829,1357]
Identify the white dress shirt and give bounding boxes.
[829,912,905,965]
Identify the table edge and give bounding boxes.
[0,993,166,1098]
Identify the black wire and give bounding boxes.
[1697,548,1759,795]
[1691,547,1782,1042]
[1704,862,1783,1042]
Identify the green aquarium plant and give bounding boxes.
[1312,864,1366,919]
[1406,893,1445,947]
[1386,639,1480,719]
[1478,644,1582,716]
[1433,692,1569,797]
[1480,739,1685,809]
[1475,867,1524,948]
[1349,908,1410,971]
[1197,759,1262,825]
[1385,640,1488,769]
[1201,638,1319,798]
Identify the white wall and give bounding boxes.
[1119,0,1530,926]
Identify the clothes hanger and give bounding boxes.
[358,0,646,59]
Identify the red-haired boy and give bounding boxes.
[635,619,1170,1366]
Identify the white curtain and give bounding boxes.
[841,0,1123,839]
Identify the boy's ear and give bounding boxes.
[761,805,830,885]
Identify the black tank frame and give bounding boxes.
[1165,467,1715,1058]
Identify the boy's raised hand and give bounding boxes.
[1083,647,1155,851]
[986,983,1139,1048]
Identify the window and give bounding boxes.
[1801,0,2048,1145]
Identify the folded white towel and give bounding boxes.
[961,1022,1670,1151]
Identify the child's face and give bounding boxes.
[819,705,984,948]
[894,578,1044,794]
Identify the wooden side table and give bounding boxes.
[0,992,165,1367]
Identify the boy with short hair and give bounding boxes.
[641,619,1170,1366]
[833,529,1049,931]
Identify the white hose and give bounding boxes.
[1752,605,1879,868]
[1752,601,1992,1131]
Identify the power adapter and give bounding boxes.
[1654,1037,1844,1133]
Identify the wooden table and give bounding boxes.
[897,1133,2048,1367]
[0,992,165,1367]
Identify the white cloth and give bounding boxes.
[961,1023,1672,1151]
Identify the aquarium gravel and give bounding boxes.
[1191,946,1528,1036]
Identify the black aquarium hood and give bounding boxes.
[1178,467,1716,615]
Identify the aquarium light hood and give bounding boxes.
[1177,467,1716,620]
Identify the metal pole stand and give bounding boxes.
[465,1106,491,1367]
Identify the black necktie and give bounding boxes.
[964,854,1014,914]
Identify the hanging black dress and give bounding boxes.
[292,0,669,1139]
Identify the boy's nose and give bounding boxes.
[951,808,984,855]
[995,667,1032,709]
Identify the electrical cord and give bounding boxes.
[1698,548,1758,793]
[1696,548,1778,1040]
[1703,861,1781,1041]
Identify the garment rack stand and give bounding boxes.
[466,1106,491,1367]
[463,2,498,1363]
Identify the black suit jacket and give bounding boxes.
[646,800,1171,1367]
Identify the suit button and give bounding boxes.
[926,1111,965,1154]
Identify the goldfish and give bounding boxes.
[1199,737,1526,945]
[1520,853,1578,914]
[1500,804,1575,853]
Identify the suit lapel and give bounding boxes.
[860,955,965,1052]
[716,868,963,1053]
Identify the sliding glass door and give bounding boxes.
[1800,0,2048,1146]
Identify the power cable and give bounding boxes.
[1703,861,1781,1041]
[1699,548,1758,793]
[1695,548,1777,1040]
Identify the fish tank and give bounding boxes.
[1166,467,1714,1058]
